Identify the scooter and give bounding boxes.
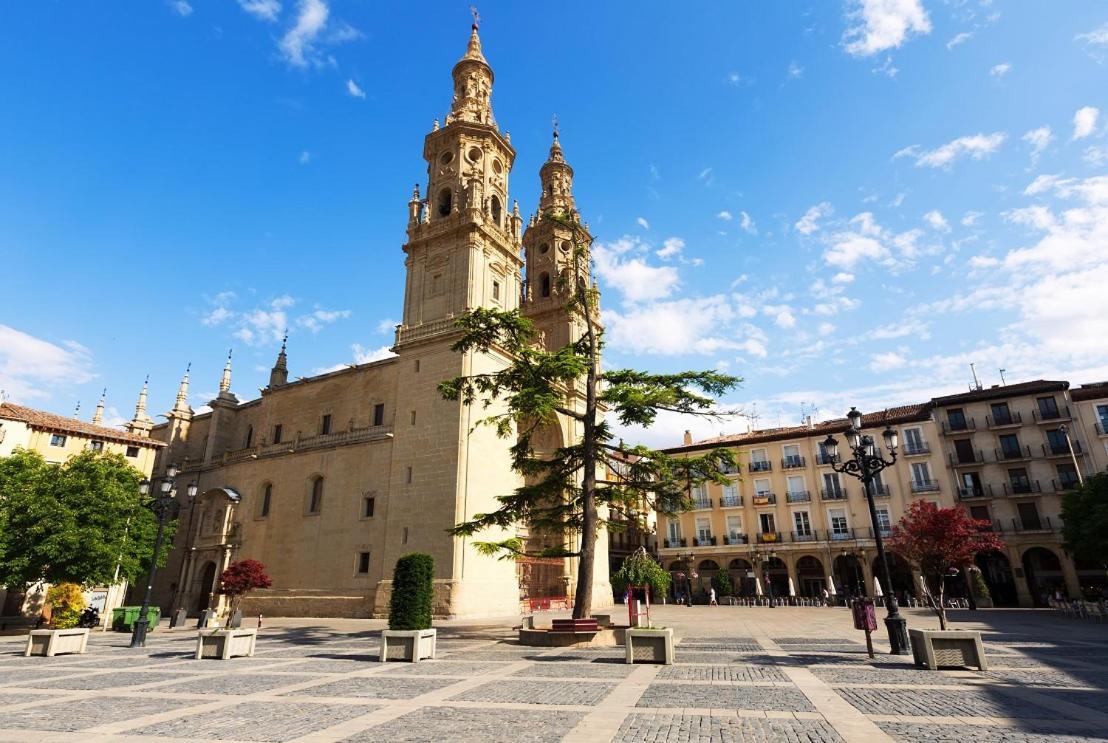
[77,607,100,628]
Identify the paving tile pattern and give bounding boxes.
[637,683,815,711]
[346,706,584,743]
[0,695,197,732]
[128,700,379,741]
[290,676,455,699]
[837,687,1056,718]
[450,679,617,706]
[512,662,636,679]
[156,672,325,694]
[877,721,1106,743]
[614,714,844,742]
[656,664,789,682]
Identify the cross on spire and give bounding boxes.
[552,113,559,139]
[470,5,480,29]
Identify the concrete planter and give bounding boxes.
[195,628,257,660]
[379,628,436,663]
[625,627,674,665]
[909,629,987,670]
[25,628,89,657]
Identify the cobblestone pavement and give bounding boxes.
[0,607,1106,741]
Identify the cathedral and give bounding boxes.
[146,23,612,619]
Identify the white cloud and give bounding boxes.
[279,0,329,67]
[989,62,1011,77]
[946,31,973,50]
[603,296,766,357]
[894,132,1006,169]
[1084,145,1108,167]
[867,318,929,340]
[0,325,94,402]
[346,79,365,98]
[716,210,733,221]
[961,211,983,226]
[237,0,280,21]
[824,233,887,269]
[636,216,650,230]
[1023,174,1069,196]
[296,308,352,333]
[843,0,931,57]
[787,60,804,79]
[1073,106,1100,140]
[299,150,311,164]
[969,255,999,269]
[201,306,233,326]
[376,318,397,334]
[794,202,833,235]
[1022,126,1053,164]
[352,344,396,364]
[169,1,193,17]
[831,272,855,284]
[1076,22,1108,57]
[868,351,907,373]
[818,322,836,336]
[923,210,950,232]
[738,211,756,234]
[763,305,797,329]
[655,237,685,260]
[593,237,680,304]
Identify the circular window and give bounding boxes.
[492,159,503,174]
[560,240,571,252]
[440,151,454,165]
[540,243,550,254]
[467,147,483,163]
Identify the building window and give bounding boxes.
[308,476,324,514]
[903,427,925,453]
[875,508,891,536]
[373,404,385,427]
[437,188,452,217]
[492,280,501,301]
[410,410,416,425]
[273,424,283,444]
[540,273,551,297]
[725,515,742,540]
[759,512,776,534]
[363,496,375,518]
[666,519,680,542]
[321,414,332,435]
[946,408,967,430]
[406,466,413,484]
[753,478,771,497]
[911,462,932,485]
[357,551,371,574]
[829,508,850,539]
[990,402,1013,426]
[244,425,253,449]
[50,434,67,447]
[793,511,812,536]
[126,446,139,457]
[1037,396,1060,419]
[490,194,502,225]
[414,359,421,373]
[260,484,272,518]
[998,433,1021,458]
[1097,404,1108,430]
[88,440,104,452]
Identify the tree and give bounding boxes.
[0,449,169,590]
[712,568,733,597]
[1060,473,1108,567]
[888,501,1004,629]
[45,583,84,629]
[611,548,670,600]
[219,559,272,615]
[388,553,434,631]
[440,214,739,619]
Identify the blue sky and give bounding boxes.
[2,1,1107,446]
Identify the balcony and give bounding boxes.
[820,488,847,501]
[748,460,772,473]
[861,526,892,539]
[869,484,892,498]
[949,450,986,467]
[694,535,717,547]
[1042,441,1082,457]
[903,442,931,456]
[663,537,686,548]
[986,412,1023,429]
[828,528,856,542]
[1033,405,1071,423]
[1011,516,1055,533]
[691,498,713,510]
[941,417,976,434]
[816,453,837,465]
[994,445,1032,462]
[751,493,776,506]
[781,456,806,469]
[1003,480,1042,496]
[720,462,740,475]
[719,494,744,508]
[1051,477,1081,492]
[1096,421,1108,437]
[791,530,818,542]
[786,490,811,503]
[756,531,782,544]
[957,485,990,500]
[723,533,749,545]
[910,479,941,493]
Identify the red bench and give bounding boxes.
[551,618,599,633]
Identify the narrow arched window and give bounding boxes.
[490,195,502,225]
[540,273,551,298]
[309,476,323,514]
[244,425,253,448]
[260,483,271,518]
[437,188,452,217]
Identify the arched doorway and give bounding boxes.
[833,553,865,598]
[1022,547,1064,606]
[729,558,754,596]
[796,556,825,597]
[697,559,720,597]
[976,551,1017,606]
[873,552,914,602]
[195,561,217,613]
[762,557,789,598]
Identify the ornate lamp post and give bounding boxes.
[130,464,196,648]
[823,408,910,655]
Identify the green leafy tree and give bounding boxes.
[1061,473,1108,568]
[388,553,435,631]
[0,449,170,589]
[712,569,733,597]
[611,548,670,599]
[440,215,739,619]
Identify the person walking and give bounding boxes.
[709,587,718,606]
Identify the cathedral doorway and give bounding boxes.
[195,561,217,613]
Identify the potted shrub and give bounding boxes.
[889,501,1003,670]
[219,559,271,628]
[25,583,89,657]
[380,553,436,662]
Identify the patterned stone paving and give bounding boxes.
[0,608,1106,742]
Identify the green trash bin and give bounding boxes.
[112,606,161,632]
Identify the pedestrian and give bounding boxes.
[709,587,718,606]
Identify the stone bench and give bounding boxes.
[909,629,987,670]
[625,627,674,664]
[195,628,257,660]
[552,618,599,633]
[25,628,89,657]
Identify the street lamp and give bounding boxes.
[823,410,910,655]
[130,465,194,648]
[764,550,777,607]
[1058,424,1085,486]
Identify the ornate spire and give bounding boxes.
[127,375,154,436]
[219,349,233,395]
[461,13,487,64]
[269,333,289,388]
[449,16,495,126]
[171,363,191,415]
[538,120,576,214]
[92,388,106,425]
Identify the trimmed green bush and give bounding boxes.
[711,569,733,597]
[611,549,670,598]
[388,553,434,630]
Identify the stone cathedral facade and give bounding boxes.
[146,25,612,619]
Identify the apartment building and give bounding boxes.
[660,379,1108,608]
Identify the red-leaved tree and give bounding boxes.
[220,559,272,615]
[888,501,1004,629]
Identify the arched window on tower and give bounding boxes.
[540,273,551,298]
[437,188,452,217]
[490,195,502,226]
[244,425,253,449]
[308,476,324,514]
